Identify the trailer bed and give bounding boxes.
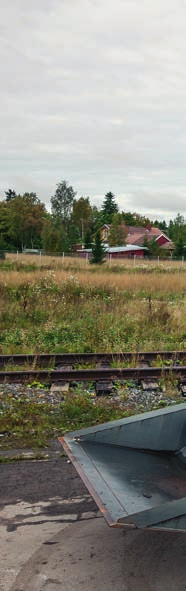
[59,404,186,531]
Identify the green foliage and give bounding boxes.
[168,213,186,244]
[158,220,168,232]
[68,224,80,249]
[2,175,186,260]
[0,269,184,357]
[174,237,185,258]
[0,391,130,449]
[1,178,186,258]
[142,235,150,255]
[89,205,100,233]
[108,219,126,246]
[51,180,76,231]
[148,238,160,256]
[121,212,152,227]
[72,197,92,238]
[84,227,93,249]
[0,233,6,254]
[121,211,137,225]
[90,230,106,264]
[5,188,16,202]
[6,194,46,251]
[41,219,69,253]
[101,192,119,224]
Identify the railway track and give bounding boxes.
[0,351,185,367]
[0,351,185,384]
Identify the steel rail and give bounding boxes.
[0,351,185,367]
[0,366,185,383]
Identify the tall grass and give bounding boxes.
[0,267,186,296]
[0,265,185,354]
[5,252,186,272]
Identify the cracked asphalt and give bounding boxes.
[1,453,186,590]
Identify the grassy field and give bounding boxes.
[0,255,185,452]
[4,251,186,272]
[0,256,185,354]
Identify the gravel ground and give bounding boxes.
[0,380,183,411]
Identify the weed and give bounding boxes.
[27,381,47,389]
[0,391,131,450]
[158,400,168,407]
[0,452,48,463]
[0,263,184,355]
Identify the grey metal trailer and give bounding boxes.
[59,404,186,532]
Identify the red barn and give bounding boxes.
[100,224,174,254]
[77,245,147,259]
[125,226,174,253]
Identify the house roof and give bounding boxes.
[105,245,147,253]
[77,244,147,254]
[100,224,174,249]
[125,226,172,246]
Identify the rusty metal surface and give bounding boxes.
[0,365,185,383]
[0,350,185,367]
[60,436,116,527]
[59,405,186,531]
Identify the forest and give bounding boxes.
[0,182,185,256]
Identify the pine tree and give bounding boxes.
[101,192,118,223]
[174,237,185,258]
[0,235,6,259]
[90,230,106,264]
[84,228,92,249]
[142,235,149,256]
[5,189,16,202]
[148,238,160,256]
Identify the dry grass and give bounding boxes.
[6,252,86,269]
[56,270,186,295]
[0,267,186,296]
[6,251,186,270]
[0,258,185,354]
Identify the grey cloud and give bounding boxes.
[0,0,186,219]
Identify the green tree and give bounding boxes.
[41,219,69,253]
[22,193,46,248]
[22,192,41,205]
[174,213,185,226]
[0,234,6,257]
[142,235,150,256]
[68,224,80,250]
[168,213,186,243]
[7,196,28,250]
[108,217,126,246]
[5,189,16,202]
[174,236,185,258]
[90,230,106,264]
[72,197,92,238]
[101,192,118,224]
[148,238,160,256]
[112,212,123,225]
[8,194,46,250]
[121,211,136,225]
[51,180,76,231]
[134,214,152,227]
[84,228,93,249]
[89,205,101,233]
[158,220,167,232]
[0,201,12,248]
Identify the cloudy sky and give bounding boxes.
[1,0,186,221]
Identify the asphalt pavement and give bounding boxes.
[0,456,186,591]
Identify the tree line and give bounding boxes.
[0,182,185,256]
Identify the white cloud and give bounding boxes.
[0,0,186,219]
